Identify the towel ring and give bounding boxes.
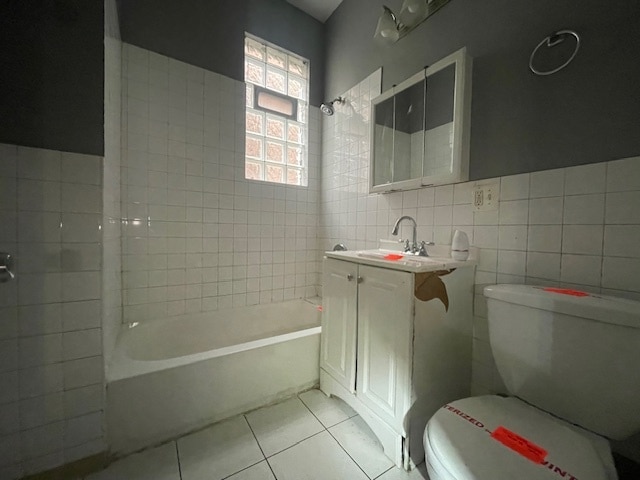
[529,30,581,76]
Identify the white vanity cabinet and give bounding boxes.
[320,256,474,470]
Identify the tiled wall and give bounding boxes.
[120,44,321,324]
[319,71,640,456]
[103,0,123,368]
[0,144,105,479]
[463,159,640,395]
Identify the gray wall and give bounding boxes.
[117,0,326,106]
[0,0,105,156]
[325,0,640,180]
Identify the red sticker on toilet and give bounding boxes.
[491,426,547,464]
[542,287,589,297]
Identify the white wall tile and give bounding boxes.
[61,185,101,214]
[560,254,602,286]
[434,185,453,206]
[564,163,606,195]
[61,154,102,186]
[18,180,61,212]
[453,182,473,205]
[528,197,563,224]
[61,214,102,243]
[63,356,103,390]
[19,334,62,368]
[473,226,498,249]
[500,173,529,200]
[476,249,497,272]
[20,393,64,430]
[20,421,64,459]
[18,274,62,305]
[61,272,101,302]
[64,412,102,449]
[606,156,640,192]
[19,365,63,400]
[526,252,561,281]
[497,250,526,276]
[62,329,102,361]
[17,147,61,182]
[18,212,61,243]
[605,191,640,224]
[603,225,640,258]
[527,225,561,252]
[0,402,19,436]
[0,339,17,373]
[601,257,640,292]
[562,225,604,255]
[563,194,605,225]
[498,200,528,225]
[530,169,564,198]
[498,225,527,251]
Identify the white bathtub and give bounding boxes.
[107,299,321,454]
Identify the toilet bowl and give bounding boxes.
[424,396,616,480]
[423,285,640,480]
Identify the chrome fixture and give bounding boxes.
[391,216,434,256]
[0,252,15,283]
[529,29,581,76]
[320,97,345,116]
[374,0,451,45]
[418,240,434,257]
[332,243,348,251]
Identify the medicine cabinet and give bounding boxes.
[370,47,472,193]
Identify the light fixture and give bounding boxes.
[374,6,400,43]
[374,0,451,45]
[399,0,429,27]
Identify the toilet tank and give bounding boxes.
[484,284,640,440]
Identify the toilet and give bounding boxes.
[423,284,640,480]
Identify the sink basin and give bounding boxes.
[356,251,440,263]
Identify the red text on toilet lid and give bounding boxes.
[491,426,547,464]
[542,287,589,297]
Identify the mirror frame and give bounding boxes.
[369,47,472,193]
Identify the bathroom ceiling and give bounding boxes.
[286,0,343,22]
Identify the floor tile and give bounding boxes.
[299,389,357,428]
[268,430,369,480]
[226,460,275,479]
[177,415,264,480]
[85,442,179,480]
[375,463,430,480]
[245,397,324,457]
[329,416,394,478]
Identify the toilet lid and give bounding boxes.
[425,396,608,480]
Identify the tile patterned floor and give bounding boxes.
[85,389,430,480]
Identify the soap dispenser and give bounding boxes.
[451,230,469,261]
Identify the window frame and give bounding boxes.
[244,33,309,187]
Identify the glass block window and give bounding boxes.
[245,35,309,186]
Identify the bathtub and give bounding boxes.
[107,299,321,455]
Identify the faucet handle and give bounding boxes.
[403,239,411,252]
[418,241,434,257]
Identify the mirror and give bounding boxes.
[423,64,455,178]
[370,47,472,193]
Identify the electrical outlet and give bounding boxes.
[472,182,499,211]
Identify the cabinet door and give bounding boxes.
[356,265,413,429]
[321,258,358,393]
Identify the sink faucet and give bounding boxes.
[392,216,419,255]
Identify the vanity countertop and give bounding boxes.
[325,246,477,274]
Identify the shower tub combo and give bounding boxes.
[107,299,321,454]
